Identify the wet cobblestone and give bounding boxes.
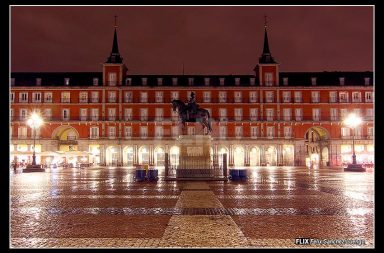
[10,167,374,248]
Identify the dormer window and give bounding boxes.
[36,78,42,86]
[204,78,210,86]
[157,78,163,86]
[311,77,317,86]
[339,77,345,86]
[264,73,273,86]
[235,78,240,86]
[141,77,147,86]
[93,78,99,86]
[188,77,193,86]
[364,77,370,86]
[283,77,288,86]
[64,78,70,86]
[172,77,178,86]
[219,78,225,86]
[250,78,255,86]
[125,78,131,85]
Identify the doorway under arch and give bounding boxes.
[249,146,261,166]
[265,146,277,166]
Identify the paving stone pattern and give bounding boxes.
[10,167,374,248]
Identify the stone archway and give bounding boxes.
[218,146,229,168]
[154,146,165,166]
[304,126,330,168]
[233,146,245,167]
[249,146,261,166]
[106,146,118,166]
[138,146,149,165]
[52,126,79,141]
[265,146,277,166]
[123,146,134,166]
[169,146,180,166]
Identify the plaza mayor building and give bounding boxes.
[10,24,374,169]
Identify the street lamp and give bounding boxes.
[27,112,43,166]
[343,113,364,171]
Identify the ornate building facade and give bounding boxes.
[10,24,374,168]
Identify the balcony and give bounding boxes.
[61,98,71,103]
[91,98,99,103]
[108,98,117,103]
[79,98,88,103]
[58,136,78,145]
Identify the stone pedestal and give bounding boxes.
[344,163,366,172]
[23,164,45,173]
[177,135,212,178]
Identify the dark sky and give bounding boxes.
[11,6,373,74]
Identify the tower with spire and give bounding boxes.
[103,15,128,86]
[254,16,279,86]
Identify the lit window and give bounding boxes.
[203,91,211,102]
[157,78,163,86]
[64,78,70,85]
[311,77,317,86]
[124,91,133,103]
[339,77,345,85]
[93,78,99,86]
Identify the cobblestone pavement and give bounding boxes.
[10,166,374,248]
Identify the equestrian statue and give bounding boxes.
[171,92,212,135]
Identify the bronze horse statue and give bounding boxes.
[171,99,212,134]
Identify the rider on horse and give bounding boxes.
[187,92,199,120]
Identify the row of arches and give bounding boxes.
[104,145,290,167]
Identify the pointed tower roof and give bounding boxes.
[106,16,123,64]
[259,19,277,64]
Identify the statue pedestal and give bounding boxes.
[176,135,212,178]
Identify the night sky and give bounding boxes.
[11,6,373,74]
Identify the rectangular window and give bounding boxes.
[79,92,88,103]
[219,91,227,103]
[11,78,15,86]
[250,108,258,121]
[219,108,227,121]
[235,126,243,138]
[140,126,148,138]
[64,78,70,85]
[235,78,240,86]
[108,108,116,121]
[282,91,291,103]
[155,126,163,138]
[339,77,345,85]
[367,127,374,138]
[156,108,163,121]
[294,91,302,103]
[329,91,337,103]
[108,91,117,103]
[249,91,258,103]
[108,73,117,86]
[62,109,70,121]
[340,108,348,120]
[10,93,15,103]
[219,78,225,86]
[311,77,317,86]
[90,127,99,139]
[157,78,163,86]
[44,92,52,103]
[124,91,132,103]
[18,126,27,139]
[172,78,178,86]
[311,91,320,103]
[155,91,163,103]
[187,126,195,135]
[188,78,194,86]
[267,126,274,138]
[124,127,132,139]
[365,77,370,85]
[366,108,373,121]
[284,126,292,138]
[234,91,242,103]
[204,78,210,86]
[171,91,179,100]
[295,108,302,121]
[352,92,361,103]
[265,73,273,86]
[354,126,362,138]
[44,108,52,120]
[266,108,274,121]
[250,126,258,138]
[80,108,87,121]
[93,78,99,86]
[171,109,179,121]
[140,108,148,121]
[108,126,116,139]
[32,92,41,103]
[10,109,14,120]
[283,108,291,121]
[341,127,350,138]
[140,92,148,103]
[91,91,99,103]
[141,77,147,86]
[203,91,211,102]
[365,92,373,102]
[19,108,28,120]
[61,92,70,103]
[219,126,227,138]
[250,78,256,86]
[353,108,361,117]
[124,108,132,121]
[312,108,320,121]
[265,91,274,103]
[19,92,28,103]
[91,108,99,121]
[283,77,288,86]
[234,108,242,121]
[330,108,338,121]
[339,92,349,103]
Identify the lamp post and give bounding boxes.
[343,113,364,171]
[26,112,44,171]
